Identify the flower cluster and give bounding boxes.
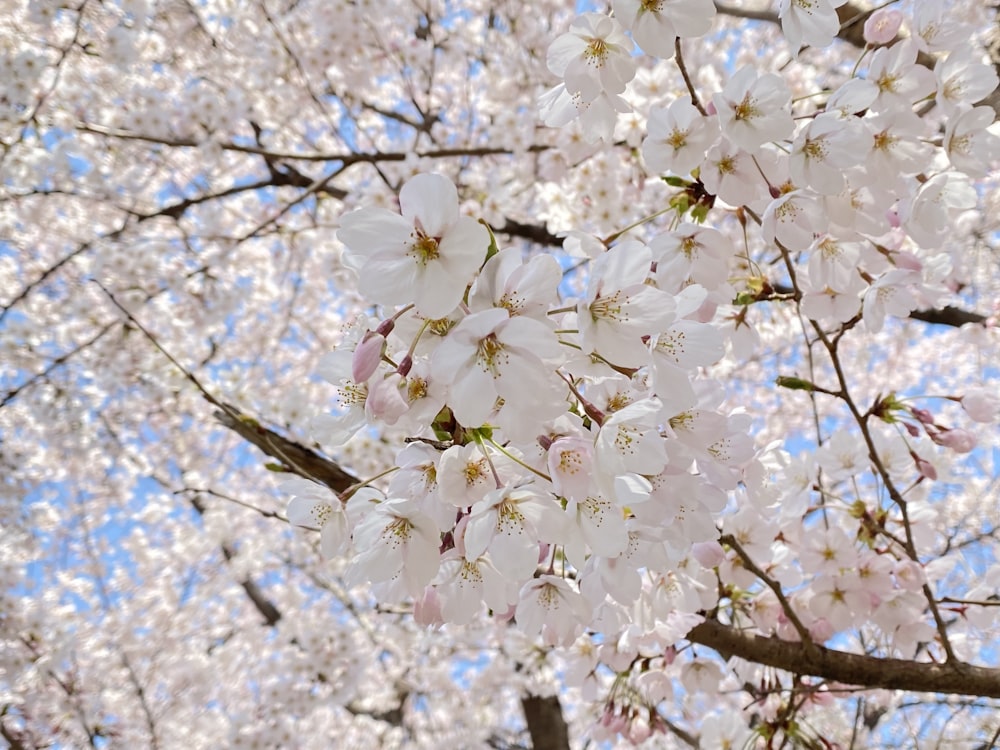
[289,171,751,648]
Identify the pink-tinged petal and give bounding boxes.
[516,495,570,543]
[338,208,412,260]
[287,496,329,529]
[592,240,652,290]
[449,364,497,428]
[399,173,459,238]
[464,513,494,562]
[490,522,540,580]
[361,253,420,307]
[499,316,562,360]
[320,514,349,558]
[402,543,440,595]
[413,267,466,319]
[546,33,588,77]
[633,14,677,59]
[351,537,403,583]
[436,216,491,276]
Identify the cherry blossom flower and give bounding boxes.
[516,575,592,646]
[594,398,669,480]
[700,138,765,206]
[960,387,1000,423]
[283,477,349,559]
[463,485,568,581]
[649,319,725,415]
[902,172,977,249]
[761,190,825,250]
[944,106,1000,177]
[712,66,794,152]
[431,307,565,429]
[862,111,933,190]
[652,224,732,292]
[434,551,515,625]
[547,14,635,102]
[935,47,999,114]
[867,40,936,114]
[860,270,921,332]
[539,84,631,143]
[564,493,629,566]
[468,248,562,320]
[337,173,490,319]
[778,0,841,53]
[546,435,597,501]
[613,0,716,59]
[913,0,973,53]
[815,430,870,480]
[642,97,719,176]
[790,113,868,194]
[578,240,677,367]
[864,8,903,45]
[348,498,442,597]
[436,443,499,508]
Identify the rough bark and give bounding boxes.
[687,619,1000,699]
[521,695,571,750]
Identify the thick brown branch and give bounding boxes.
[687,619,1000,699]
[520,695,570,750]
[769,282,988,328]
[714,2,936,68]
[212,405,358,493]
[909,306,989,327]
[0,719,31,750]
[498,219,563,247]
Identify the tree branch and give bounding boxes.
[212,405,358,493]
[520,695,570,750]
[687,619,1000,699]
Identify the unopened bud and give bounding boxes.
[931,427,977,454]
[910,451,937,480]
[352,332,384,383]
[961,387,1000,423]
[864,8,903,45]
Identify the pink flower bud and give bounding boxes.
[864,8,903,45]
[932,427,977,453]
[396,354,413,378]
[903,421,921,438]
[909,407,935,425]
[911,452,937,480]
[627,715,651,743]
[663,645,677,666]
[352,332,384,383]
[961,387,1000,423]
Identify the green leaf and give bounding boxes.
[479,218,500,263]
[776,376,817,392]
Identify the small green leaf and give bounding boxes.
[776,376,817,392]
[479,218,500,263]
